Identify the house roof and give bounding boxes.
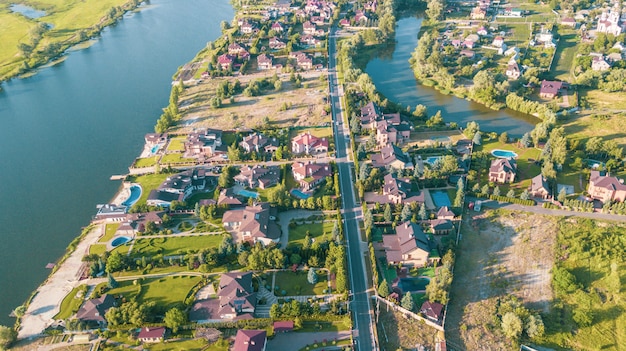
[236,165,280,187]
[371,144,412,168]
[257,54,273,65]
[382,221,429,263]
[218,272,256,318]
[436,206,455,219]
[539,80,564,95]
[590,170,626,192]
[223,203,280,240]
[273,320,294,331]
[530,174,550,193]
[489,158,517,175]
[232,329,266,351]
[76,294,115,323]
[292,162,332,182]
[292,132,328,149]
[420,301,444,320]
[431,218,454,231]
[138,326,166,340]
[218,188,243,206]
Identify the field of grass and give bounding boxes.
[108,275,202,311]
[160,152,195,164]
[552,30,577,81]
[126,173,169,207]
[133,156,158,168]
[203,339,229,351]
[0,0,136,81]
[578,89,626,112]
[99,223,120,243]
[376,306,442,350]
[53,284,87,319]
[287,221,334,248]
[476,138,542,191]
[129,235,224,257]
[89,244,107,256]
[166,137,186,152]
[273,270,328,296]
[564,112,626,148]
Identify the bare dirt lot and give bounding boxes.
[377,305,443,351]
[445,209,557,350]
[175,69,331,132]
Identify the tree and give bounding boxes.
[106,252,126,273]
[541,160,557,180]
[164,307,187,333]
[378,279,390,298]
[464,121,480,139]
[506,189,515,198]
[525,314,545,339]
[557,187,567,203]
[307,268,318,284]
[401,293,415,311]
[520,189,529,200]
[419,203,427,221]
[493,186,501,197]
[472,131,482,145]
[413,104,427,119]
[501,312,523,339]
[290,253,302,265]
[383,203,392,222]
[401,203,412,222]
[426,0,445,21]
[12,305,26,318]
[0,325,16,350]
[426,110,444,127]
[520,132,531,147]
[481,184,490,196]
[499,132,508,144]
[107,274,119,289]
[227,142,242,162]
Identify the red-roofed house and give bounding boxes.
[303,21,317,35]
[489,158,517,184]
[539,80,565,99]
[232,329,266,351]
[273,320,294,333]
[292,161,332,191]
[420,301,444,323]
[138,327,166,343]
[588,170,626,203]
[257,54,273,70]
[218,54,235,70]
[382,221,430,267]
[291,132,328,155]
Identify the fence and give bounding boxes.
[374,295,444,332]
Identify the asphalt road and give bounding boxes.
[328,27,376,351]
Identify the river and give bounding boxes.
[0,0,233,325]
[366,16,539,136]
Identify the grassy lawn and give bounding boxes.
[133,156,158,168]
[53,285,87,320]
[411,292,427,308]
[287,221,334,248]
[166,137,186,152]
[477,139,542,191]
[126,173,170,207]
[289,127,333,141]
[417,267,436,278]
[108,275,202,311]
[99,223,120,243]
[563,110,626,148]
[113,265,195,277]
[204,339,230,351]
[129,235,224,257]
[298,338,352,350]
[578,89,626,111]
[552,30,577,81]
[160,152,196,164]
[381,263,397,284]
[299,318,352,332]
[110,242,131,256]
[89,244,107,256]
[273,270,328,296]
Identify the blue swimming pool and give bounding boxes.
[121,185,142,207]
[431,191,452,208]
[237,189,259,199]
[425,156,443,166]
[111,236,131,247]
[150,144,160,154]
[291,189,311,199]
[491,149,518,159]
[399,278,430,292]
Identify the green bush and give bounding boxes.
[486,195,535,206]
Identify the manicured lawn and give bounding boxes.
[411,292,427,308]
[134,156,158,168]
[221,131,238,147]
[129,235,224,257]
[552,31,577,81]
[54,285,87,320]
[203,339,230,351]
[417,267,436,278]
[381,263,397,284]
[288,221,334,248]
[126,173,170,207]
[298,337,352,350]
[289,127,333,141]
[89,244,107,256]
[99,223,120,243]
[113,265,194,277]
[185,189,216,206]
[160,152,196,164]
[108,275,202,311]
[166,137,186,152]
[273,270,328,296]
[110,242,132,256]
[299,318,352,332]
[476,139,542,191]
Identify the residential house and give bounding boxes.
[539,80,565,99]
[269,37,287,50]
[124,211,165,233]
[290,51,313,70]
[147,168,209,207]
[240,20,258,34]
[185,128,223,158]
[217,54,235,70]
[529,174,551,199]
[138,327,166,343]
[371,144,413,169]
[597,10,622,36]
[76,294,116,327]
[95,204,128,222]
[430,219,454,235]
[492,36,505,48]
[455,139,472,155]
[240,132,278,153]
[222,203,280,245]
[232,329,267,351]
[420,301,445,323]
[436,206,455,220]
[505,61,521,79]
[607,52,623,62]
[300,34,321,47]
[588,170,626,203]
[144,133,167,147]
[489,158,517,184]
[503,7,523,17]
[228,43,248,56]
[592,56,611,71]
[291,131,328,155]
[257,54,273,70]
[470,6,486,19]
[292,161,332,191]
[271,22,285,33]
[477,26,489,36]
[339,18,350,27]
[218,272,256,320]
[218,188,244,207]
[234,165,280,190]
[376,120,411,146]
[382,221,431,266]
[354,10,368,24]
[561,17,577,27]
[302,21,317,35]
[459,49,475,58]
[378,173,424,204]
[273,321,294,333]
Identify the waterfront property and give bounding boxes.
[146,168,213,207]
[489,158,517,184]
[75,294,116,327]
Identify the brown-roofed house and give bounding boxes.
[529,174,551,199]
[240,132,278,154]
[539,80,565,99]
[257,54,273,70]
[222,203,280,245]
[489,158,517,184]
[430,219,454,235]
[291,132,328,155]
[218,272,256,320]
[436,206,455,220]
[232,329,266,351]
[588,170,626,203]
[234,165,280,190]
[292,161,332,191]
[371,144,413,170]
[76,294,116,326]
[273,320,294,333]
[382,221,430,267]
[420,301,444,323]
[138,327,166,343]
[218,188,244,207]
[366,173,424,205]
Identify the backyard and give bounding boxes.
[287,221,335,249]
[376,305,442,351]
[128,235,225,257]
[107,275,202,312]
[126,173,170,207]
[273,270,329,296]
[99,223,120,243]
[476,138,542,191]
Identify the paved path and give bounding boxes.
[267,331,351,351]
[276,210,322,248]
[18,225,104,339]
[474,197,626,222]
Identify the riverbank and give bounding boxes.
[0,0,143,83]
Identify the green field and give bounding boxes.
[89,244,107,256]
[552,31,577,81]
[287,221,334,249]
[166,137,186,152]
[99,223,120,243]
[129,235,224,257]
[160,152,196,164]
[273,270,328,296]
[133,156,158,168]
[108,275,202,311]
[54,284,87,319]
[126,173,169,207]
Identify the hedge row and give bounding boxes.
[486,195,535,206]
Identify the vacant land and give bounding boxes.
[273,270,328,296]
[376,305,442,351]
[552,31,577,81]
[563,112,626,148]
[446,210,557,350]
[108,275,202,311]
[288,221,335,249]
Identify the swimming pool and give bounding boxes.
[491,149,518,159]
[399,278,430,292]
[291,189,311,199]
[237,189,259,199]
[150,144,161,154]
[111,236,131,247]
[424,156,443,166]
[121,185,142,207]
[431,191,452,208]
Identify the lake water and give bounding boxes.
[366,16,539,136]
[0,0,233,325]
[10,4,47,19]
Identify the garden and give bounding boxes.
[128,235,225,257]
[273,270,329,296]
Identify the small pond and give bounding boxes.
[10,4,47,19]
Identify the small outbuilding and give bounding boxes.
[273,320,294,333]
